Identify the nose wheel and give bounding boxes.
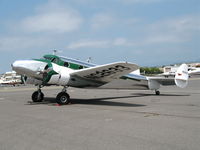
[32,90,44,102]
[31,85,44,102]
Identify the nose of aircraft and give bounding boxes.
[12,60,48,79]
[12,60,24,70]
[12,60,26,73]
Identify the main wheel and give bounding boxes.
[56,92,70,105]
[32,91,44,102]
[155,90,160,95]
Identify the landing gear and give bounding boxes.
[155,90,160,95]
[56,92,70,105]
[31,85,71,105]
[32,88,44,102]
[56,86,70,105]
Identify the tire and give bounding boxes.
[56,92,70,105]
[32,91,44,102]
[155,91,160,95]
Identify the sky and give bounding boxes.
[0,0,199,73]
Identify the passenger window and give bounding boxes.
[64,62,69,67]
[79,65,83,69]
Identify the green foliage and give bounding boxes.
[140,67,163,75]
[196,64,200,68]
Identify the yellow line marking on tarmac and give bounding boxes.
[189,78,200,81]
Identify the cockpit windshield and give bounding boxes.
[43,56,59,63]
[42,55,96,69]
[59,56,96,68]
[43,56,52,61]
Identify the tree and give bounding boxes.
[140,67,163,75]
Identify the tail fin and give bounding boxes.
[175,64,188,88]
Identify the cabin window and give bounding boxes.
[64,62,69,67]
[79,65,83,69]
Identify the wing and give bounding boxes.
[69,62,139,87]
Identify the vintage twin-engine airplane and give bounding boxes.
[12,54,189,105]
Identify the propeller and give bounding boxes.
[35,63,55,84]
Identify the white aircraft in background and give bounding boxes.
[188,67,200,77]
[160,67,200,78]
[12,54,189,105]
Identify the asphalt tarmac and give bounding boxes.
[0,79,200,150]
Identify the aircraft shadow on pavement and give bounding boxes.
[27,95,146,107]
[26,93,189,106]
[132,93,190,97]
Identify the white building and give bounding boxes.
[0,71,22,85]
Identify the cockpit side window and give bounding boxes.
[51,58,55,62]
[52,58,59,63]
[44,56,52,61]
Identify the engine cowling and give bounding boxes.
[47,71,70,86]
[44,63,71,86]
[26,67,71,86]
[26,62,71,86]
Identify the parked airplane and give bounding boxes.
[188,67,200,77]
[12,54,189,105]
[159,67,200,78]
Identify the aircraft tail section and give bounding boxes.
[175,64,188,88]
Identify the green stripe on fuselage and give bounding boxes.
[42,54,87,70]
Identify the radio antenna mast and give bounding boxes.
[53,50,57,55]
[87,57,92,63]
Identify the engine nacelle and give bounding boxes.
[47,71,70,86]
[148,79,160,90]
